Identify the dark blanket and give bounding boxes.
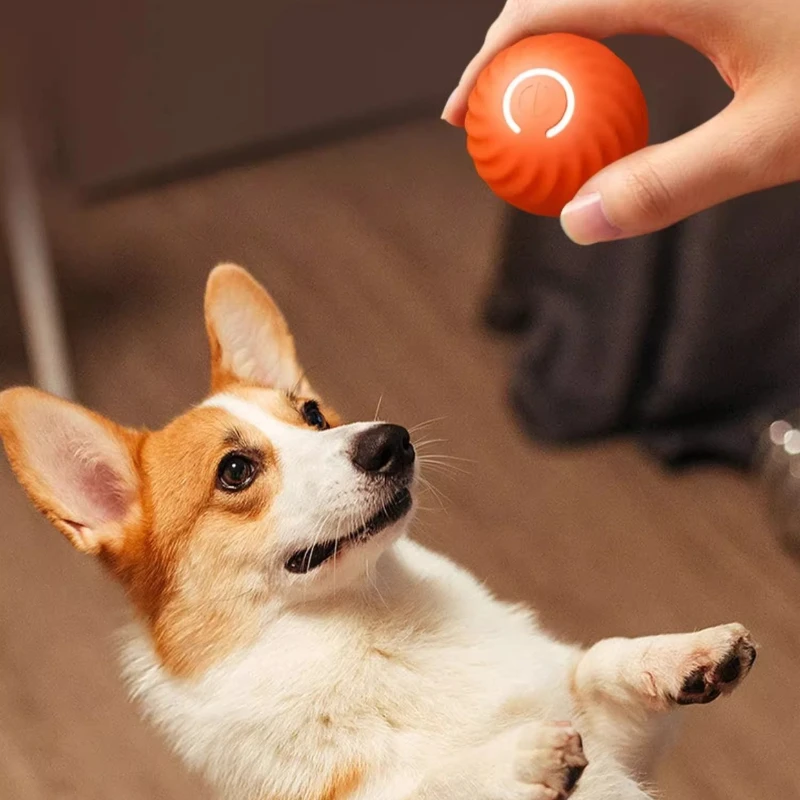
[486,36,800,469]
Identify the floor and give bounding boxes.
[1,119,798,799]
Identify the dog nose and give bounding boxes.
[351,424,415,476]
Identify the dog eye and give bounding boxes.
[301,400,328,430]
[217,453,257,492]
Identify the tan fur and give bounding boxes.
[320,766,364,800]
[124,388,342,676]
[129,404,283,676]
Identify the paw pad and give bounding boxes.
[675,636,757,706]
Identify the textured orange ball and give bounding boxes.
[465,34,649,217]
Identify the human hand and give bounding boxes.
[442,0,800,244]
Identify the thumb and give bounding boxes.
[559,96,780,243]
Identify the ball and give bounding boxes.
[465,34,649,217]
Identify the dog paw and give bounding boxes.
[513,721,588,799]
[673,624,757,706]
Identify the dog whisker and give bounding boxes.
[414,438,450,449]
[408,417,447,434]
[418,458,470,477]
[365,546,390,610]
[373,394,385,422]
[419,453,476,464]
[302,511,334,603]
[286,370,311,402]
[417,474,450,510]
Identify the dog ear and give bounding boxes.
[204,263,312,394]
[0,388,143,554]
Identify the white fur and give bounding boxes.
[124,539,591,799]
[119,396,755,800]
[0,269,755,800]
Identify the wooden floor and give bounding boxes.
[1,119,798,799]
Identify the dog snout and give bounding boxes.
[351,424,415,477]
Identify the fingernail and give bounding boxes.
[441,88,458,121]
[560,192,622,245]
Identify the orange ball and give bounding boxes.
[465,34,649,217]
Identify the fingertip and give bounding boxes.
[560,192,623,245]
[441,89,467,126]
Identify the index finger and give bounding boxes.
[441,0,656,126]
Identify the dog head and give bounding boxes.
[0,265,417,675]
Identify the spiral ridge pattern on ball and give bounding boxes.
[465,34,649,217]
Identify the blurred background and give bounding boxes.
[1,1,799,798]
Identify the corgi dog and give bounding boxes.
[0,264,756,800]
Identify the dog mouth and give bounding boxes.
[285,488,413,574]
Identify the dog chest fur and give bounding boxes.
[123,539,579,800]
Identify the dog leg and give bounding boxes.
[406,720,588,800]
[571,623,757,773]
[574,623,756,710]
